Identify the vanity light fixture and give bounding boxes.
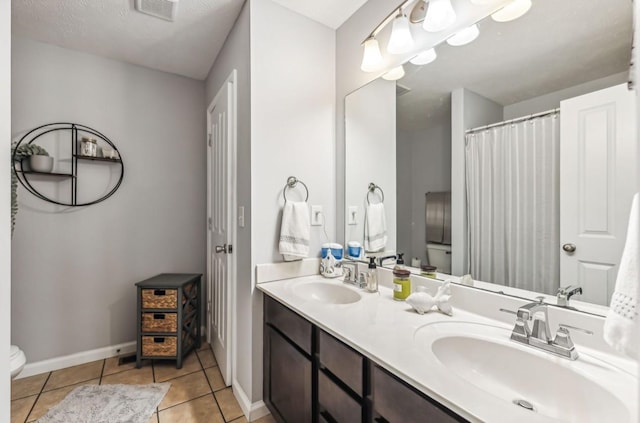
[382,65,406,81]
[410,48,437,65]
[446,24,480,46]
[388,10,415,54]
[491,0,532,22]
[423,0,457,32]
[361,36,383,72]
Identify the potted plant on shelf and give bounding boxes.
[11,143,51,235]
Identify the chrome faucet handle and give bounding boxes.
[558,323,593,335]
[342,267,353,282]
[557,285,583,306]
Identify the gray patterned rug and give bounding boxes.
[36,383,170,423]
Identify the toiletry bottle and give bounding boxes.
[394,253,405,270]
[366,257,378,293]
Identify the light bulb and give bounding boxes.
[410,48,437,65]
[387,12,414,54]
[446,24,480,46]
[382,65,405,81]
[491,0,532,22]
[423,0,456,32]
[360,37,383,72]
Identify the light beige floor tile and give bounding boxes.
[11,395,37,423]
[197,342,210,352]
[101,366,154,385]
[158,394,224,423]
[229,416,248,423]
[214,387,243,422]
[254,414,277,423]
[158,371,212,410]
[196,348,217,369]
[204,366,226,392]
[148,412,158,423]
[43,360,103,391]
[102,355,140,376]
[27,379,99,422]
[153,353,201,383]
[12,373,49,400]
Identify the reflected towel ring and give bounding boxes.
[367,182,384,205]
[283,176,309,202]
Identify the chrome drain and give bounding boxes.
[514,399,535,411]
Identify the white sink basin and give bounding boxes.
[291,280,362,305]
[414,321,637,423]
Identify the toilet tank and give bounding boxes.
[426,243,451,274]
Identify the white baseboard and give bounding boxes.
[17,341,137,379]
[232,377,270,421]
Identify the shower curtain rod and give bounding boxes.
[465,107,560,134]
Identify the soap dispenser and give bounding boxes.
[366,257,378,293]
[394,253,405,271]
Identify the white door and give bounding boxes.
[207,70,237,385]
[560,84,637,305]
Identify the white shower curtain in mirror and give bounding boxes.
[465,113,560,293]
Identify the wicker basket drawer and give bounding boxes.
[141,312,178,333]
[141,289,177,309]
[142,336,177,357]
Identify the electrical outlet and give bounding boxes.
[311,205,323,226]
[348,206,358,225]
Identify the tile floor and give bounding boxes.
[11,342,276,423]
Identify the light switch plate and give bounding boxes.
[311,205,323,226]
[238,206,245,227]
[348,206,358,225]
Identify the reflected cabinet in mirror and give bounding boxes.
[344,0,635,310]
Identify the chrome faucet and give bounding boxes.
[506,297,593,360]
[342,260,366,289]
[557,285,582,307]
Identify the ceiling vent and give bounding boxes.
[396,84,411,97]
[135,0,179,22]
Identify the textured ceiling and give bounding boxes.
[12,0,245,80]
[269,0,368,29]
[396,0,632,131]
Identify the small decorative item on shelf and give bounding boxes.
[12,143,51,172]
[101,146,120,160]
[79,137,98,157]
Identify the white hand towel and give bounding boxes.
[364,203,387,252]
[604,193,639,358]
[279,201,310,262]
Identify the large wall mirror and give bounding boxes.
[344,0,636,311]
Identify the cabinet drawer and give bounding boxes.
[142,312,178,333]
[141,289,177,309]
[319,371,362,423]
[142,336,177,357]
[264,296,312,355]
[319,330,363,397]
[373,365,465,423]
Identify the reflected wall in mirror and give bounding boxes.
[344,0,635,308]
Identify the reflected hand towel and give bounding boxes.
[279,201,310,261]
[364,202,387,252]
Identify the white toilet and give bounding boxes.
[10,345,26,379]
[426,243,452,274]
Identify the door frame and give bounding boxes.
[206,69,238,385]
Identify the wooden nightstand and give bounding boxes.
[135,273,201,368]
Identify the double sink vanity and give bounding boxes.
[257,263,637,423]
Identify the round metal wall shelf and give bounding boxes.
[12,123,124,207]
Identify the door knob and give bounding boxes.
[215,244,227,254]
[562,243,576,253]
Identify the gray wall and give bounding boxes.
[11,37,206,362]
[204,0,254,402]
[397,116,452,263]
[1,0,11,416]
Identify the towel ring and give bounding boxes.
[367,183,384,205]
[283,176,309,202]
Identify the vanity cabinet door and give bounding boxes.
[264,295,312,354]
[319,330,364,397]
[264,325,312,423]
[372,365,467,423]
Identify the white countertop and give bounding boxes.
[256,270,638,423]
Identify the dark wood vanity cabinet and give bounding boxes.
[263,295,467,423]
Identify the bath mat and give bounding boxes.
[36,383,170,423]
